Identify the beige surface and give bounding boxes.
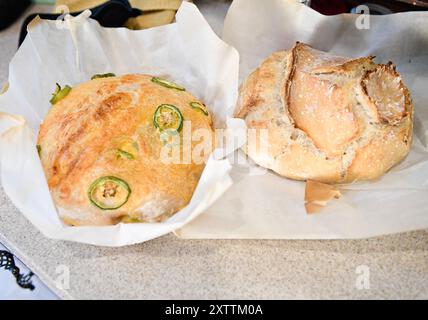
[0,2,427,300]
[1,189,427,299]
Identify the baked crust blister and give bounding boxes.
[38,74,214,226]
[235,42,413,184]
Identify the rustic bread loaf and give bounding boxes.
[235,42,413,183]
[38,74,213,226]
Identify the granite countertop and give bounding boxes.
[0,2,427,300]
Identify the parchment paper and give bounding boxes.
[176,0,428,239]
[0,2,242,246]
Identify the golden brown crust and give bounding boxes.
[288,43,359,156]
[304,180,341,214]
[235,43,413,184]
[359,62,411,125]
[38,74,214,226]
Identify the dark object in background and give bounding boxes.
[310,0,348,15]
[0,0,31,31]
[310,0,428,15]
[18,0,141,47]
[0,250,35,290]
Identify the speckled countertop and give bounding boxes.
[0,2,427,300]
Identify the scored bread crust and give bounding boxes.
[38,74,214,226]
[235,42,413,184]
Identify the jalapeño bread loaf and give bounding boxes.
[38,74,213,226]
[235,42,413,184]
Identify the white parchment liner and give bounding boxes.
[0,2,242,246]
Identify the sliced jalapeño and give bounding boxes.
[190,101,209,116]
[50,83,71,104]
[36,145,42,157]
[91,73,115,80]
[151,77,185,91]
[116,149,134,160]
[153,104,183,132]
[88,176,131,210]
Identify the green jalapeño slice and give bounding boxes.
[91,73,115,80]
[151,77,185,91]
[88,176,131,210]
[190,101,209,116]
[36,145,42,157]
[50,83,71,104]
[116,149,134,160]
[153,104,183,132]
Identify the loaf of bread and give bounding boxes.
[235,42,413,183]
[38,74,213,226]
